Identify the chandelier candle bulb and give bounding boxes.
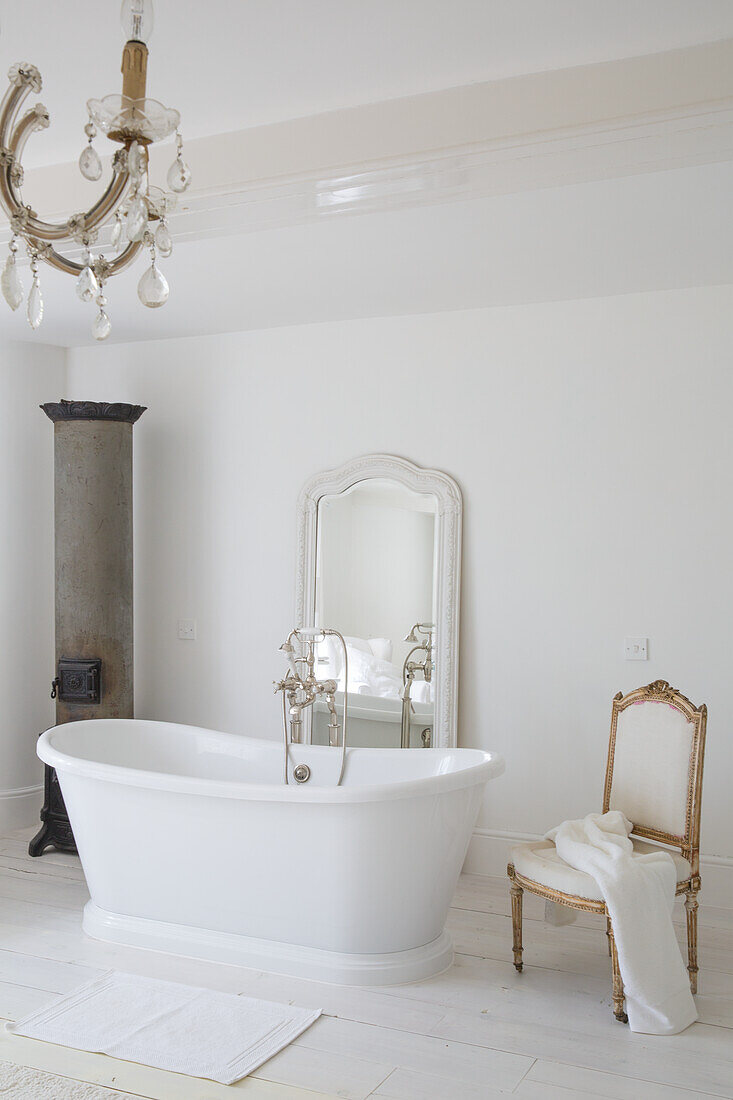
[121,0,155,46]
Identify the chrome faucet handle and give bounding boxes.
[277,625,349,787]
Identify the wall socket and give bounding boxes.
[624,637,648,660]
[177,619,197,641]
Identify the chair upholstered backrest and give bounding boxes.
[602,681,707,859]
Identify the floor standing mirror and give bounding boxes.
[296,454,462,749]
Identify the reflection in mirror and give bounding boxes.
[296,455,462,749]
[313,480,438,748]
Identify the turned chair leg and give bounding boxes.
[608,923,628,1023]
[508,866,523,972]
[685,888,699,994]
[605,913,612,957]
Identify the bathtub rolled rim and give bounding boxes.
[37,720,505,804]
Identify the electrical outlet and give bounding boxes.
[624,637,648,661]
[178,619,196,641]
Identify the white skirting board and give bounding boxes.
[464,828,733,911]
[0,786,42,833]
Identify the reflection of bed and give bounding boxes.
[314,634,434,748]
[313,691,433,748]
[316,634,434,703]
[316,690,433,722]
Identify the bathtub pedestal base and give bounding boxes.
[83,902,454,986]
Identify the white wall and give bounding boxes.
[66,284,733,866]
[0,342,64,829]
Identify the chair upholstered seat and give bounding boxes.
[510,838,691,902]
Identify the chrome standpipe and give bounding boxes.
[400,622,435,749]
[274,627,349,785]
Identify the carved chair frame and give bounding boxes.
[507,679,708,1022]
[295,454,462,748]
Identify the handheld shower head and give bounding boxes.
[404,622,435,642]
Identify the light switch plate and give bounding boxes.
[177,619,197,641]
[624,636,648,661]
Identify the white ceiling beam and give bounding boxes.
[8,38,733,247]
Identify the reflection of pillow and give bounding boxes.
[343,646,402,699]
[368,637,392,662]
[316,635,343,678]
[344,636,372,654]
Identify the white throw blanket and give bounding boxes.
[545,811,697,1035]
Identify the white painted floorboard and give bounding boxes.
[0,827,730,1099]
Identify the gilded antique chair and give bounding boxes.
[507,680,707,1022]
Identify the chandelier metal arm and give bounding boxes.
[10,104,49,160]
[1,153,132,247]
[76,171,132,237]
[2,102,133,244]
[104,238,144,275]
[34,237,143,278]
[0,64,133,245]
[0,77,31,147]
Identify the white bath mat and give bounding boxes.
[6,972,321,1085]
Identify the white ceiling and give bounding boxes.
[5,1,733,169]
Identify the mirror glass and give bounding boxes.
[312,479,437,748]
[296,455,461,748]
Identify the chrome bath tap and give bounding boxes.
[400,622,435,749]
[274,627,349,784]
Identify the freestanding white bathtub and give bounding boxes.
[37,720,503,985]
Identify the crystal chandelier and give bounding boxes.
[0,0,191,340]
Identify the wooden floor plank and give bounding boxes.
[0,980,62,1022]
[0,852,87,883]
[0,831,729,1100]
[431,1008,733,1097]
[0,1032,337,1099]
[521,1059,724,1099]
[252,1044,392,1100]
[294,1015,533,1093]
[0,949,102,994]
[370,1065,511,1098]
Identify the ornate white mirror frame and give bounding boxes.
[295,454,462,748]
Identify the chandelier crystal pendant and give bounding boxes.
[0,0,191,341]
